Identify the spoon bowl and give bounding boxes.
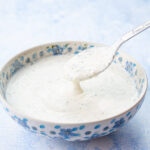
[64,20,150,82]
[64,46,115,81]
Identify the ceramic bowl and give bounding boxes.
[0,41,147,141]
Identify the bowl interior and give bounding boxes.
[0,41,147,122]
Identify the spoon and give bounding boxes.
[64,20,150,94]
[65,20,150,82]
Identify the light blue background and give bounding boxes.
[0,0,150,149]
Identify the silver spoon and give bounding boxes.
[64,20,150,82]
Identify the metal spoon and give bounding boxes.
[64,20,150,82]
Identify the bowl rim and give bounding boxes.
[0,41,148,126]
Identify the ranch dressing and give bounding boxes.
[64,47,114,81]
[64,47,115,94]
[6,54,138,123]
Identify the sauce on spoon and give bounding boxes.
[64,20,150,93]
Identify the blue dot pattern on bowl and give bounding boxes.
[2,101,145,141]
[79,125,85,130]
[40,125,45,129]
[94,124,101,129]
[0,42,146,141]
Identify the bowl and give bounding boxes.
[0,41,147,141]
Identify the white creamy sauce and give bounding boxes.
[6,54,138,123]
[64,47,115,81]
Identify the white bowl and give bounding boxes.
[0,41,148,141]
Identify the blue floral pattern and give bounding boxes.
[11,60,24,77]
[113,118,125,128]
[125,61,136,77]
[12,116,29,129]
[59,128,80,139]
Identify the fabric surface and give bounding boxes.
[0,0,150,149]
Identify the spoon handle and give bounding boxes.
[112,20,150,50]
